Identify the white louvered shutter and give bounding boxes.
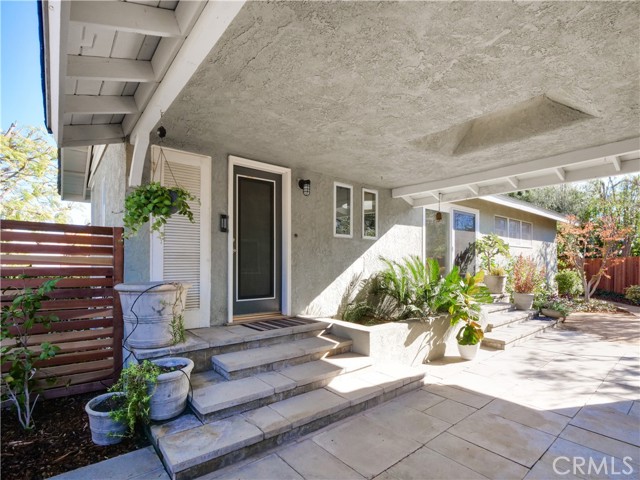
[150,146,211,329]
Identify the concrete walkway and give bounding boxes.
[52,312,639,479]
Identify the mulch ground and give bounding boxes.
[1,390,149,480]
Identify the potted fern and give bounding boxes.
[476,233,510,294]
[123,182,195,239]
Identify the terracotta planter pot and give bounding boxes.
[458,343,480,360]
[115,282,190,349]
[513,292,535,310]
[149,357,194,421]
[85,392,127,445]
[484,275,507,294]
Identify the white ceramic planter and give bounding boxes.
[513,292,535,310]
[85,392,127,445]
[115,282,190,349]
[484,275,507,294]
[149,357,194,421]
[457,343,480,360]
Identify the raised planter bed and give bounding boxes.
[326,315,455,366]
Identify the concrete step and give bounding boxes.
[152,363,427,480]
[481,301,513,315]
[211,334,353,380]
[190,353,372,421]
[485,309,535,332]
[132,319,331,374]
[482,318,558,350]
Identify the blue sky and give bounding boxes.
[1,0,90,223]
[1,0,47,131]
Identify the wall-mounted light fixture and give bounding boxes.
[298,179,311,196]
[157,125,167,138]
[219,214,228,232]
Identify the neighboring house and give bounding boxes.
[40,1,639,329]
[425,195,567,281]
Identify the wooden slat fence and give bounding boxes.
[1,220,124,399]
[585,257,640,295]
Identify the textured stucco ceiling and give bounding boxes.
[161,1,640,189]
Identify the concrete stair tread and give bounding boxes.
[487,309,534,330]
[191,353,372,416]
[483,319,557,349]
[155,363,427,478]
[211,334,352,374]
[482,301,513,314]
[190,320,330,347]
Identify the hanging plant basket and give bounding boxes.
[123,182,196,239]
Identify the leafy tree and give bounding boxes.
[585,176,640,256]
[0,124,71,223]
[509,184,590,219]
[558,215,632,301]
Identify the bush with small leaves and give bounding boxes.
[1,279,60,430]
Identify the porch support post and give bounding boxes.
[128,0,246,186]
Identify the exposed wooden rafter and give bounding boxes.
[70,1,182,38]
[67,55,156,82]
[65,95,138,115]
[62,125,125,148]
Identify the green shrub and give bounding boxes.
[556,270,584,296]
[625,285,640,305]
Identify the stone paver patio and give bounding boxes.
[52,310,640,480]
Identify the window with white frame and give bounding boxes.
[521,221,533,247]
[495,216,508,238]
[334,183,353,237]
[495,216,533,247]
[362,188,378,239]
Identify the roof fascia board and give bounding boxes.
[128,0,246,187]
[392,137,640,199]
[45,0,70,146]
[480,195,569,223]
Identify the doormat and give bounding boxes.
[242,317,315,331]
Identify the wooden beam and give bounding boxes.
[506,177,519,189]
[611,156,622,172]
[555,167,566,181]
[65,95,138,115]
[392,137,640,198]
[70,1,182,38]
[128,0,247,186]
[411,157,640,208]
[67,55,155,83]
[62,125,125,148]
[45,0,70,147]
[466,184,479,195]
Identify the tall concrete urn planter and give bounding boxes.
[149,357,194,421]
[85,392,127,445]
[115,282,190,349]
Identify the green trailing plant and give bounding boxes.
[511,255,546,294]
[123,182,196,239]
[475,233,510,274]
[162,283,187,344]
[109,360,161,434]
[555,269,584,297]
[624,285,640,305]
[534,293,573,318]
[1,279,60,430]
[456,321,485,346]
